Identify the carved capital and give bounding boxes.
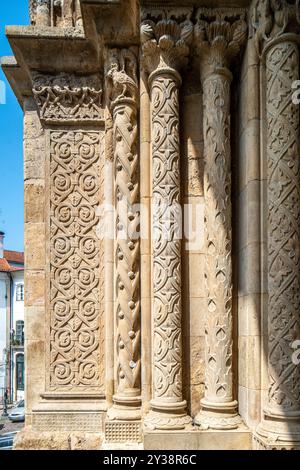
[194,8,247,78]
[141,8,193,80]
[250,0,300,55]
[30,0,82,27]
[32,72,103,124]
[106,48,138,109]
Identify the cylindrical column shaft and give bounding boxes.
[140,13,193,429]
[193,9,247,429]
[255,39,300,449]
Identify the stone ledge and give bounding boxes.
[13,429,103,450]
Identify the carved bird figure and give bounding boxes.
[107,64,137,101]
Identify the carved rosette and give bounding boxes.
[106,49,142,423]
[141,11,193,430]
[253,0,300,449]
[32,73,103,124]
[194,8,247,430]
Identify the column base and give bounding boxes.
[105,394,142,443]
[194,399,242,430]
[253,410,300,450]
[144,399,192,431]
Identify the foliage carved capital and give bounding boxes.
[194,8,248,78]
[250,0,300,55]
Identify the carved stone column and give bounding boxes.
[141,10,193,430]
[252,0,300,449]
[194,8,247,430]
[105,48,142,444]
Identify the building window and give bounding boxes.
[15,320,24,345]
[16,284,24,301]
[16,354,24,391]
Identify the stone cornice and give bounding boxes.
[194,8,248,78]
[250,0,300,56]
[141,8,193,79]
[32,72,104,124]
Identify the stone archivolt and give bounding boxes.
[5,0,300,451]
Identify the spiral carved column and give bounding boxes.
[141,12,193,430]
[194,8,247,430]
[105,48,142,443]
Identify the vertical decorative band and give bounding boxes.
[106,49,142,429]
[48,130,104,393]
[266,41,300,415]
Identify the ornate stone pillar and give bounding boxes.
[194,8,247,430]
[141,10,193,430]
[105,48,142,444]
[252,0,300,449]
[28,72,105,437]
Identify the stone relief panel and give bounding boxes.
[32,73,103,124]
[47,130,104,393]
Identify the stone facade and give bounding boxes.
[2,0,300,450]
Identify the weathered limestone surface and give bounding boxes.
[2,0,300,450]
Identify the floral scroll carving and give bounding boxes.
[48,130,104,393]
[266,42,300,413]
[32,73,103,124]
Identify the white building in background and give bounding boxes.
[0,231,24,403]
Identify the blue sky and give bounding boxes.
[0,1,30,252]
